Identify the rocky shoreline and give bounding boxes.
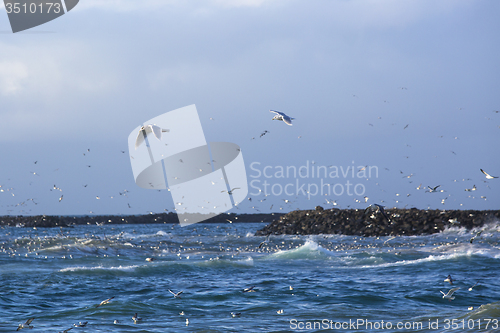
[0,212,283,228]
[255,207,500,237]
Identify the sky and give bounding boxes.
[0,0,499,217]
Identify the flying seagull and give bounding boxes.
[222,188,240,195]
[468,281,480,291]
[135,124,169,150]
[95,296,114,308]
[470,230,483,244]
[168,290,183,298]
[17,318,34,331]
[270,110,295,126]
[364,204,390,222]
[444,274,453,285]
[132,313,142,324]
[426,185,441,193]
[242,286,255,293]
[480,169,498,179]
[440,287,460,301]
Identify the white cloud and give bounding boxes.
[0,61,28,95]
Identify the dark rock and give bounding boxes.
[255,208,500,237]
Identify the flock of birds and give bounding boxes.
[14,271,486,331]
[440,274,480,309]
[14,285,285,330]
[1,105,498,216]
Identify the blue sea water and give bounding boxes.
[1,221,500,333]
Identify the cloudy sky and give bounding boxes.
[0,0,499,217]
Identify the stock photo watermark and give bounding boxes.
[289,318,499,331]
[3,0,79,33]
[249,161,378,199]
[128,105,248,226]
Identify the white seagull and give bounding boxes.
[95,296,114,308]
[17,318,34,331]
[270,110,294,126]
[468,281,480,291]
[168,289,183,298]
[440,287,460,301]
[480,169,498,179]
[135,124,169,150]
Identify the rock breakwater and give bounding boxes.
[0,212,283,228]
[255,207,500,237]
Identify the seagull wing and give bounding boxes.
[447,287,460,296]
[282,115,293,126]
[481,168,498,178]
[25,318,35,325]
[269,110,285,116]
[135,127,146,150]
[150,125,163,141]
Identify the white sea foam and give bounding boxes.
[60,264,141,272]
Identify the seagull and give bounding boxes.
[364,204,390,222]
[480,169,498,179]
[260,130,269,138]
[231,312,241,318]
[444,274,453,285]
[17,318,34,331]
[465,185,477,192]
[470,230,483,244]
[258,235,270,249]
[270,110,294,126]
[468,281,479,291]
[277,309,284,314]
[440,287,460,301]
[132,313,142,323]
[221,188,240,195]
[168,290,183,298]
[426,185,441,193]
[135,124,169,150]
[95,296,114,308]
[242,286,255,292]
[73,322,88,327]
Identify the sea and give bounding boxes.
[1,221,500,333]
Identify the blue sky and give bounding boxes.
[0,0,499,216]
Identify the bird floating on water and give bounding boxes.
[135,124,169,150]
[132,313,142,323]
[270,110,294,126]
[73,322,88,327]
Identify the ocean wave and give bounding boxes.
[266,239,337,260]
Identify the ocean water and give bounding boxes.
[1,221,500,333]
